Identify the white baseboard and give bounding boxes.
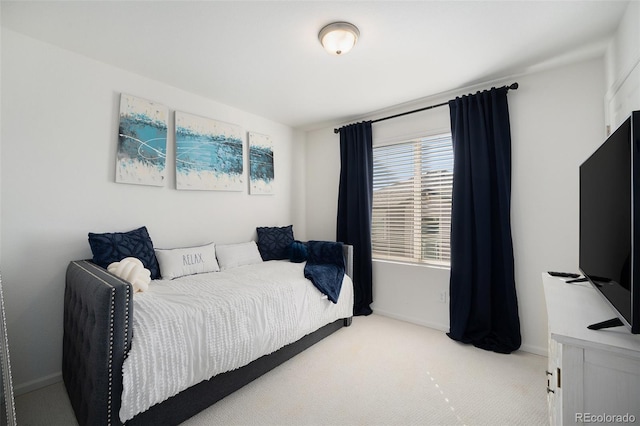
[519,343,548,357]
[14,371,62,396]
[372,309,449,332]
[373,309,549,357]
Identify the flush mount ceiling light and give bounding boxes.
[318,22,360,56]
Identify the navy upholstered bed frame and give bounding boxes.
[63,245,353,426]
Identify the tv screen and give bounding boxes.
[579,111,639,334]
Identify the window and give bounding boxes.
[372,133,453,267]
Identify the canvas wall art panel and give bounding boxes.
[116,94,168,186]
[175,112,244,191]
[248,132,275,195]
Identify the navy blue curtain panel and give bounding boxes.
[447,87,521,354]
[337,121,374,316]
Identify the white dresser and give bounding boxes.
[542,273,640,425]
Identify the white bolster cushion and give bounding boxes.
[215,241,263,270]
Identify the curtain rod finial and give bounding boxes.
[509,82,519,90]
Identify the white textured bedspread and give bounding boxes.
[119,260,353,422]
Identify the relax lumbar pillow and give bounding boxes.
[154,242,220,279]
[108,257,152,293]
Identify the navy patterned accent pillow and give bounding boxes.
[88,226,161,279]
[256,225,295,261]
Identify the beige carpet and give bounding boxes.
[183,314,548,426]
[16,314,548,426]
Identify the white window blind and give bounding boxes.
[372,134,453,266]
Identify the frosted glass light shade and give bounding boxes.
[318,22,360,56]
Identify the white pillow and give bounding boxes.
[108,257,151,293]
[154,242,220,279]
[216,241,263,270]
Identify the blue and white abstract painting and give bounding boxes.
[248,132,274,195]
[116,94,168,186]
[175,112,244,191]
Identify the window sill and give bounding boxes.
[372,258,450,271]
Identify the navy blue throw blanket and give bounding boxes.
[304,241,345,303]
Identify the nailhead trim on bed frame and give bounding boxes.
[108,288,114,425]
[118,284,130,425]
[83,261,132,426]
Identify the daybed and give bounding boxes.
[62,237,354,426]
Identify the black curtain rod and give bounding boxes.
[333,82,519,134]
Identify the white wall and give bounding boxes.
[306,57,606,355]
[510,59,605,354]
[604,0,640,128]
[0,5,3,263]
[290,128,308,240]
[305,128,340,241]
[0,29,303,392]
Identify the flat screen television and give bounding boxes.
[579,110,639,334]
